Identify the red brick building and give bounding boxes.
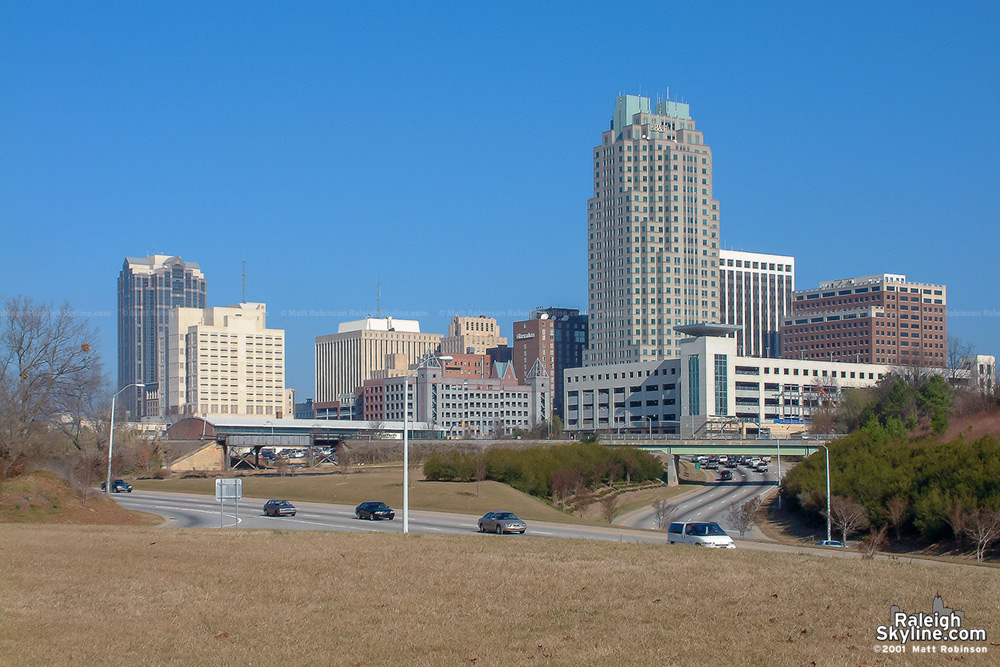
[781,274,946,367]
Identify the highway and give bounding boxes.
[110,490,678,544]
[620,460,781,539]
[107,485,972,568]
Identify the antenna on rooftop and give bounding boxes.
[241,259,246,302]
[376,281,381,317]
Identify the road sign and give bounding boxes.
[216,478,243,528]
[215,478,242,501]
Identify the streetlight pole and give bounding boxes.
[818,443,832,542]
[403,354,451,534]
[776,438,782,509]
[106,383,144,494]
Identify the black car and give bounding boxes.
[263,499,296,517]
[356,501,395,520]
[718,469,733,481]
[101,479,132,493]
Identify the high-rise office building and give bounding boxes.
[513,307,587,420]
[314,316,443,402]
[441,315,507,355]
[162,302,286,418]
[117,255,207,419]
[585,93,720,366]
[781,274,947,367]
[719,249,795,358]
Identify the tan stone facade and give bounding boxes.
[314,317,443,402]
[440,315,507,355]
[162,302,287,418]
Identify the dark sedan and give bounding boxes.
[478,511,526,534]
[263,499,296,517]
[101,479,132,493]
[356,501,395,520]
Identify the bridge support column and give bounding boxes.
[665,454,679,487]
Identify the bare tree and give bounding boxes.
[885,496,909,542]
[599,492,620,523]
[824,496,870,545]
[965,508,1000,562]
[859,524,889,560]
[945,500,966,547]
[336,443,351,474]
[0,296,104,478]
[947,336,975,374]
[652,499,675,531]
[473,451,487,498]
[725,496,762,538]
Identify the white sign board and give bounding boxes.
[216,478,242,501]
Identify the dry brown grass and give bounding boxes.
[1,524,997,666]
[0,471,160,526]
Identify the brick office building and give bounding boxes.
[781,274,947,367]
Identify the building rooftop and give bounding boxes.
[674,323,741,338]
[337,316,421,334]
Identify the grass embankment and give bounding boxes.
[132,468,691,526]
[0,471,159,526]
[2,525,997,666]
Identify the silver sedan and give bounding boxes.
[478,511,526,534]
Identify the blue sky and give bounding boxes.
[2,1,998,397]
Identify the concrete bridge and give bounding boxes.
[605,436,837,486]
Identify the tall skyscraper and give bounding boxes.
[585,93,720,366]
[719,249,795,358]
[117,255,207,419]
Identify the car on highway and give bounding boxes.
[355,501,395,520]
[263,499,296,517]
[717,469,733,481]
[101,479,132,493]
[667,521,736,549]
[478,511,526,534]
[816,539,845,548]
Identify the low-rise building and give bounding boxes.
[362,356,549,437]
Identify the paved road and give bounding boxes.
[110,490,678,544]
[107,489,973,568]
[620,461,781,539]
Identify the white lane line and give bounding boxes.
[532,530,555,536]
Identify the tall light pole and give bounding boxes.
[403,354,452,533]
[106,383,144,494]
[776,437,782,509]
[818,443,832,542]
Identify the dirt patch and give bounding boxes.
[0,471,158,526]
[942,404,1000,442]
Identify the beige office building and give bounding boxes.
[586,93,720,366]
[314,317,443,402]
[162,302,287,418]
[441,315,507,355]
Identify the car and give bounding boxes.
[101,479,132,493]
[355,501,395,520]
[478,511,526,534]
[717,469,733,481]
[816,539,845,548]
[667,521,736,549]
[263,499,296,517]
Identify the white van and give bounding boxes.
[667,521,736,549]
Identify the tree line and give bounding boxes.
[423,442,663,500]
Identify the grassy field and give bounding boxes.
[2,524,997,666]
[131,468,691,525]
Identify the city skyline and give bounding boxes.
[2,3,998,397]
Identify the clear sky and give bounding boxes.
[2,1,998,397]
